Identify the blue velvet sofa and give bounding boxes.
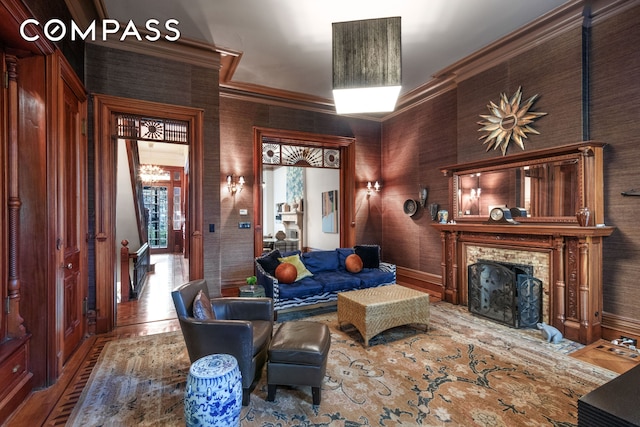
[255,246,396,312]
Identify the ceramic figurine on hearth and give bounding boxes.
[537,322,563,344]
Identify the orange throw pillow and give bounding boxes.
[275,262,298,284]
[345,254,363,273]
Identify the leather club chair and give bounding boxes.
[171,279,274,405]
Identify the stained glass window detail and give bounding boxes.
[281,145,323,167]
[141,119,164,140]
[324,149,340,168]
[262,143,281,164]
[261,138,340,169]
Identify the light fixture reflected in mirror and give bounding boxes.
[227,174,245,195]
[367,181,381,195]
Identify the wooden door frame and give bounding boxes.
[252,127,356,257]
[93,94,204,333]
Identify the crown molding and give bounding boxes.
[219,84,337,115]
[87,31,220,70]
[432,0,632,84]
[79,0,634,121]
[434,0,585,84]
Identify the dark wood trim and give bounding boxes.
[92,94,204,333]
[0,0,56,56]
[441,141,607,226]
[252,127,356,258]
[440,141,606,176]
[602,311,640,343]
[396,266,443,299]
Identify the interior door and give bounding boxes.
[59,72,87,363]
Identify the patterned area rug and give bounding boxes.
[67,302,616,426]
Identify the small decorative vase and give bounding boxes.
[184,354,242,427]
[576,207,591,227]
[438,210,449,224]
[429,203,439,221]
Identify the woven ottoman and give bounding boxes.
[267,321,331,405]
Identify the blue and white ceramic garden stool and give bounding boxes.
[184,354,242,427]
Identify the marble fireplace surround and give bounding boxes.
[433,223,614,345]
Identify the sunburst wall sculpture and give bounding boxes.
[477,86,547,156]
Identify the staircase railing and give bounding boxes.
[120,240,151,300]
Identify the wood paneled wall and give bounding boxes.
[16,55,48,386]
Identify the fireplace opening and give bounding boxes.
[468,259,542,328]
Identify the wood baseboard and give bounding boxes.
[396,266,443,300]
[601,311,640,343]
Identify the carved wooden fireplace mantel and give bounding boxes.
[432,223,613,344]
[433,142,614,345]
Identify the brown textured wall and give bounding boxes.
[219,97,382,286]
[591,5,640,320]
[381,89,458,272]
[457,26,583,163]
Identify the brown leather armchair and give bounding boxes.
[171,279,273,405]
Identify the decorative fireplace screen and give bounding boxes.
[468,260,542,328]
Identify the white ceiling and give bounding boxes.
[137,140,188,167]
[100,0,570,102]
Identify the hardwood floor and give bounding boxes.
[570,339,640,374]
[5,254,188,426]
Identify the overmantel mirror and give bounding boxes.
[441,141,606,224]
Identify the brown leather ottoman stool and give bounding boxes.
[266,321,331,405]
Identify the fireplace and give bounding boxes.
[468,260,542,329]
[433,142,614,344]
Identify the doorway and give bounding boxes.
[253,127,357,257]
[93,94,204,333]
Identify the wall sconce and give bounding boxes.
[227,174,245,195]
[367,181,381,195]
[332,17,402,114]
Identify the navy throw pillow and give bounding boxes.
[336,247,355,269]
[257,249,282,276]
[354,245,380,269]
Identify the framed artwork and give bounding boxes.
[322,190,338,233]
